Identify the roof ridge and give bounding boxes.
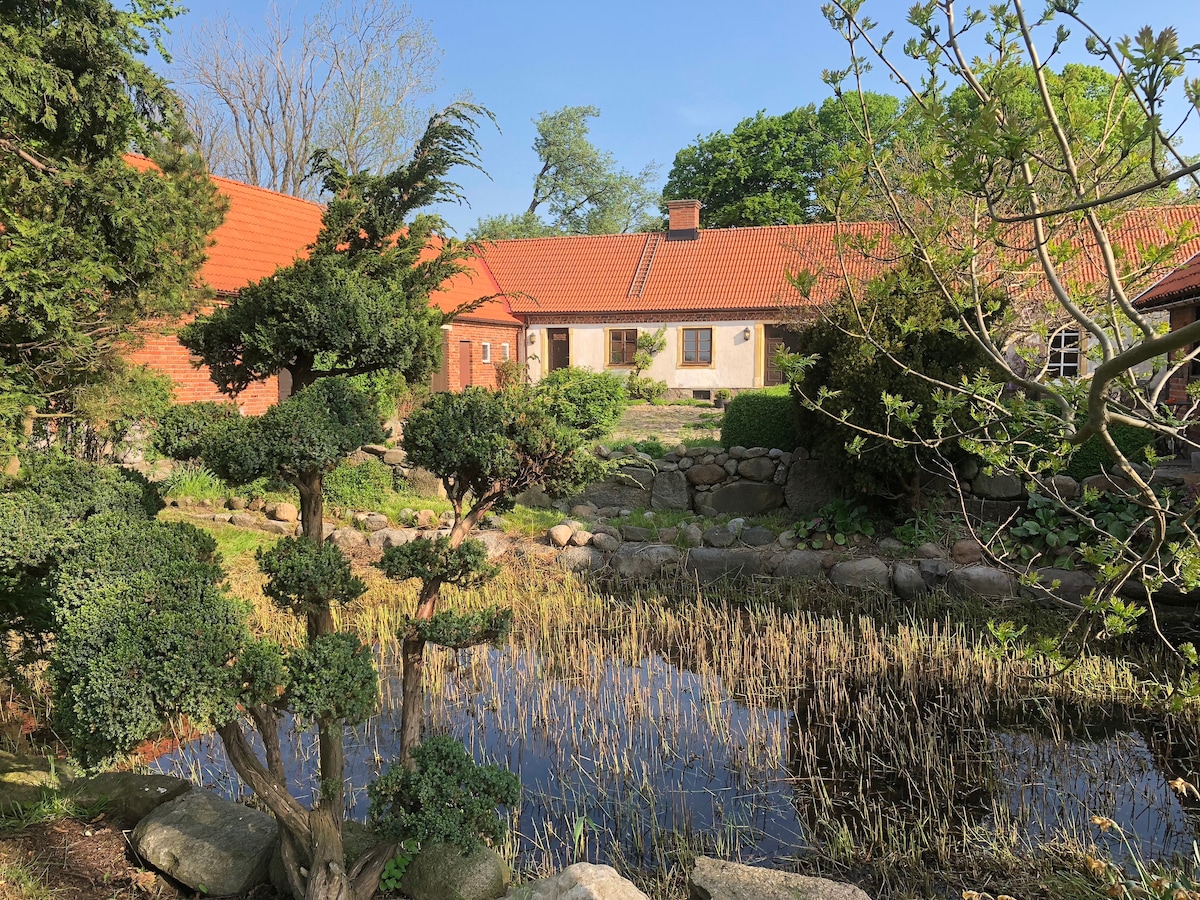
[209,172,326,209]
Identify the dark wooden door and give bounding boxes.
[548,328,570,371]
[764,324,802,386]
[458,341,472,388]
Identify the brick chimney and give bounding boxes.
[666,199,701,241]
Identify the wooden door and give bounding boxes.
[458,341,472,388]
[548,328,570,371]
[764,324,801,386]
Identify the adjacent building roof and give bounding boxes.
[1135,251,1200,309]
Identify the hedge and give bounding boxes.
[720,386,801,451]
[1065,424,1156,481]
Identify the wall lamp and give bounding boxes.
[528,331,538,344]
[742,327,752,341]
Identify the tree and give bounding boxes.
[470,105,659,239]
[377,387,600,763]
[0,0,224,451]
[661,94,904,226]
[174,0,442,198]
[793,0,1200,659]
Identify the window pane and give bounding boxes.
[683,328,712,364]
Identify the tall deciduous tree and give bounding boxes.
[796,0,1200,657]
[174,0,442,197]
[470,105,659,239]
[0,0,223,449]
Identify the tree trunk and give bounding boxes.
[305,807,353,900]
[297,472,325,543]
[398,631,428,767]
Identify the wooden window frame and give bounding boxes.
[607,328,639,367]
[481,341,492,364]
[678,326,714,368]
[1047,328,1082,378]
[501,342,511,361]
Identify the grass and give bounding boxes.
[0,861,55,900]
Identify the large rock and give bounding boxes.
[736,457,777,482]
[684,549,764,583]
[400,842,509,900]
[268,501,298,523]
[261,520,296,536]
[405,466,448,499]
[230,512,258,528]
[368,528,411,550]
[891,562,927,600]
[327,527,366,548]
[829,557,890,592]
[686,464,727,486]
[548,524,575,548]
[620,525,653,543]
[557,546,606,573]
[707,482,784,516]
[132,791,277,897]
[702,527,737,548]
[0,750,77,809]
[951,538,983,565]
[689,856,871,900]
[949,565,1016,599]
[740,526,776,547]
[612,544,680,580]
[971,472,1025,500]
[1032,567,1097,603]
[651,470,691,510]
[577,479,653,511]
[592,532,621,552]
[69,773,190,825]
[477,531,514,560]
[774,550,825,582]
[363,512,390,532]
[615,466,655,490]
[510,863,648,900]
[784,462,837,516]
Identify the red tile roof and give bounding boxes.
[1135,251,1200,309]
[429,256,521,326]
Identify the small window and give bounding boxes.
[501,343,511,361]
[1048,328,1080,378]
[692,390,711,401]
[681,327,713,366]
[481,342,492,364]
[609,328,638,366]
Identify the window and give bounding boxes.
[501,342,511,361]
[481,342,491,364]
[608,328,638,366]
[1047,329,1080,378]
[681,327,713,365]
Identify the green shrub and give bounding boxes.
[323,457,396,510]
[158,461,230,501]
[1065,425,1155,480]
[626,374,668,402]
[534,367,627,440]
[154,402,239,461]
[721,386,800,451]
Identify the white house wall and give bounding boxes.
[526,321,762,394]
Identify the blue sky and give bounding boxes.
[160,1,1198,233]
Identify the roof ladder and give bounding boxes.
[627,232,662,297]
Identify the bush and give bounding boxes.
[153,401,239,461]
[158,461,230,501]
[323,457,396,510]
[721,386,801,451]
[534,367,627,440]
[1066,425,1155,480]
[626,374,668,402]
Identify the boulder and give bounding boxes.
[620,525,653,543]
[1032,567,1097,603]
[226,497,248,510]
[1050,474,1080,501]
[516,486,554,509]
[363,513,390,532]
[891,562,927,600]
[723,459,739,475]
[509,862,648,900]
[362,444,389,457]
[368,528,411,550]
[577,479,653,511]
[774,550,825,582]
[876,537,906,557]
[689,856,871,900]
[971,472,1025,500]
[570,530,594,547]
[949,565,1016,599]
[131,791,277,897]
[686,464,728,486]
[557,546,606,573]
[684,548,764,583]
[702,527,737,549]
[728,446,747,459]
[400,842,509,900]
[592,532,621,553]
[651,470,691,510]
[327,527,366,548]
[476,532,513,560]
[268,502,298,523]
[680,524,704,548]
[230,512,257,529]
[951,538,983,565]
[744,447,769,458]
[918,557,952,587]
[68,772,190,825]
[416,509,438,528]
[736,457,776,482]
[784,462,837,516]
[570,504,598,519]
[914,542,948,560]
[708,482,784,516]
[615,465,655,490]
[261,520,295,536]
[612,544,680,580]
[0,750,76,809]
[548,524,575,548]
[830,557,890,592]
[740,526,776,547]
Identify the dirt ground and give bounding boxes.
[608,403,723,448]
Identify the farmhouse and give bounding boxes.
[1134,250,1200,406]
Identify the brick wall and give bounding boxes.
[126,316,279,415]
[1167,306,1198,406]
[438,321,524,391]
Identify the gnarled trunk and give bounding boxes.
[296,471,325,543]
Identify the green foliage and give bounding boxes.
[787,258,999,500]
[257,537,367,615]
[154,402,239,461]
[494,357,528,390]
[379,840,420,892]
[158,462,229,501]
[403,387,603,512]
[399,606,513,650]
[181,102,494,395]
[625,328,668,401]
[792,500,877,549]
[1066,425,1155,481]
[285,632,377,724]
[323,458,396,510]
[201,378,384,487]
[626,375,667,402]
[469,211,560,241]
[0,0,224,435]
[377,536,496,588]
[369,735,519,851]
[720,386,800,451]
[534,367,627,441]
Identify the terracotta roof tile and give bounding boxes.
[1135,251,1200,309]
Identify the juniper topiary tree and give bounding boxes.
[376,386,601,764]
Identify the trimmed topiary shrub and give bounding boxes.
[1065,424,1156,481]
[153,401,240,461]
[721,386,801,451]
[534,367,628,440]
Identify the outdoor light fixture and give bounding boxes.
[742,327,752,341]
[528,332,537,344]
